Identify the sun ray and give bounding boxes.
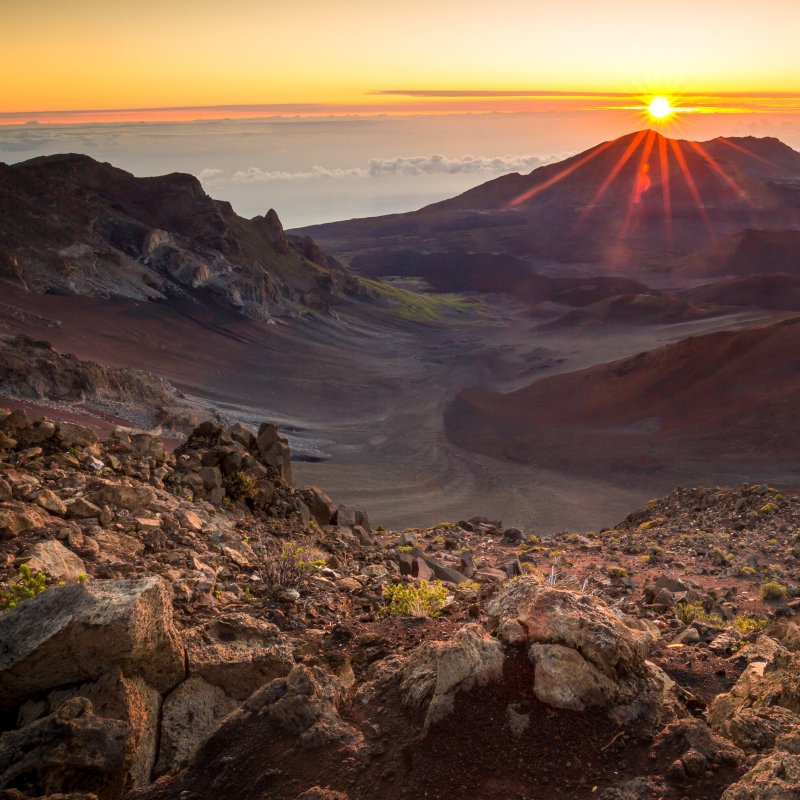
[621,129,656,236]
[578,129,647,223]
[687,140,749,202]
[506,137,618,208]
[715,136,775,168]
[669,138,712,232]
[657,132,673,246]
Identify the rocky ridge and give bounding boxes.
[0,409,799,799]
[0,155,366,320]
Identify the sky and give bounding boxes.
[3,0,800,226]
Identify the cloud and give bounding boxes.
[217,153,566,183]
[229,165,368,183]
[366,153,564,176]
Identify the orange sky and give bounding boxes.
[3,0,800,121]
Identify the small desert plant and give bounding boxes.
[381,580,449,618]
[759,502,778,515]
[395,545,413,553]
[607,566,628,580]
[732,613,767,636]
[1,564,47,611]
[259,542,325,591]
[761,581,788,601]
[676,600,724,628]
[223,470,258,501]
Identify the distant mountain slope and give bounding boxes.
[295,131,800,275]
[0,154,364,319]
[679,229,800,277]
[446,316,800,476]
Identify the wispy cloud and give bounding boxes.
[217,153,565,184]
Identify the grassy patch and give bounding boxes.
[363,279,478,322]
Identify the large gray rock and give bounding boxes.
[184,612,294,700]
[155,676,239,776]
[0,577,185,711]
[487,579,674,726]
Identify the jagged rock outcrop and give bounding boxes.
[0,154,365,319]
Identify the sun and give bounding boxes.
[648,96,673,121]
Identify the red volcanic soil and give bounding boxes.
[445,316,800,482]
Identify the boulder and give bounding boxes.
[487,580,673,725]
[0,698,127,800]
[34,489,67,516]
[721,707,800,755]
[25,540,86,581]
[184,612,294,700]
[155,677,239,775]
[0,577,185,711]
[55,423,99,450]
[400,624,505,731]
[299,488,334,526]
[65,496,102,519]
[87,482,155,514]
[19,668,161,789]
[410,548,469,584]
[256,423,294,486]
[722,751,800,799]
[709,647,800,732]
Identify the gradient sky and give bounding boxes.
[3,0,800,117]
[4,0,800,227]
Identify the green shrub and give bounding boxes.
[732,613,767,636]
[761,581,788,601]
[381,580,449,618]
[260,543,324,591]
[223,470,258,501]
[607,566,628,580]
[1,564,47,611]
[676,600,723,628]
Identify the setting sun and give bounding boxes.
[648,96,673,120]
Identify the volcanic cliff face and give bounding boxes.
[294,131,800,280]
[0,154,365,320]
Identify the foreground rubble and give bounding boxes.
[1,409,799,800]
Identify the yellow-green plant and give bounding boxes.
[223,470,258,501]
[732,614,767,636]
[676,600,724,628]
[1,564,47,611]
[607,566,628,580]
[761,581,788,601]
[381,580,449,618]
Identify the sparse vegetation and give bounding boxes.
[381,580,449,617]
[607,566,628,580]
[362,278,478,322]
[259,542,325,591]
[675,600,724,628]
[760,581,788,601]
[732,613,767,636]
[1,564,47,612]
[223,470,258,501]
